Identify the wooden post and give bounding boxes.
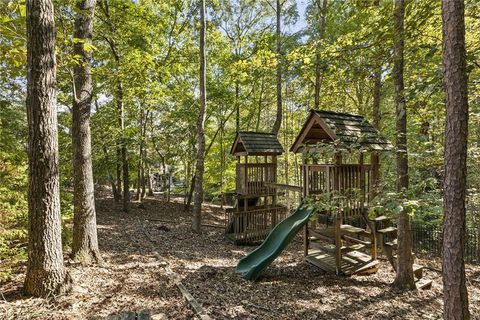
[361,152,377,260]
[244,155,248,195]
[303,164,309,256]
[334,152,342,274]
[370,152,379,199]
[272,155,277,205]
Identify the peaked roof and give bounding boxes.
[290,109,393,153]
[231,131,284,156]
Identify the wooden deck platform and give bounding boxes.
[306,249,379,276]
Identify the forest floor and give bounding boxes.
[1,192,480,319]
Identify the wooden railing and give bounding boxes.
[302,164,372,218]
[225,205,288,243]
[236,163,277,195]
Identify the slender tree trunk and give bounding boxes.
[392,0,415,291]
[256,78,265,131]
[136,120,143,202]
[314,0,327,110]
[102,145,120,200]
[235,82,240,133]
[141,148,146,199]
[371,0,382,196]
[136,147,142,201]
[115,145,122,202]
[272,0,282,135]
[371,66,382,196]
[100,0,129,212]
[147,165,154,196]
[24,0,70,296]
[118,83,130,212]
[442,0,470,318]
[192,0,207,233]
[71,0,101,264]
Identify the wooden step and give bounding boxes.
[413,264,423,279]
[341,224,365,234]
[310,242,366,254]
[378,226,397,235]
[309,229,335,244]
[354,260,379,275]
[372,215,390,222]
[343,234,372,246]
[345,250,374,263]
[416,278,433,290]
[384,239,397,249]
[306,250,378,276]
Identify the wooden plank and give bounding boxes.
[163,264,213,320]
[340,224,365,234]
[416,279,433,290]
[377,226,397,234]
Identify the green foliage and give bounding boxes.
[0,0,479,278]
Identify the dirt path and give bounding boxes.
[1,194,479,319]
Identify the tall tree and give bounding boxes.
[370,0,382,195]
[314,0,327,110]
[24,0,70,296]
[98,0,129,212]
[442,0,470,318]
[192,0,207,232]
[71,0,101,264]
[271,0,282,135]
[392,0,415,290]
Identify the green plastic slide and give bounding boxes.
[235,204,316,281]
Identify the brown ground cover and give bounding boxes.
[1,194,479,319]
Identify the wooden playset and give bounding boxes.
[225,131,288,244]
[232,110,432,288]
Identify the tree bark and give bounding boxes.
[442,0,470,318]
[24,0,70,297]
[102,145,120,200]
[314,0,327,110]
[192,0,207,233]
[235,81,240,133]
[119,83,130,212]
[370,64,382,196]
[146,165,154,196]
[392,0,415,291]
[136,110,144,202]
[71,0,101,264]
[115,145,122,202]
[99,0,129,212]
[271,0,282,135]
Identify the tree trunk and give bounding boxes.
[71,0,101,264]
[102,145,120,200]
[24,0,70,297]
[147,165,154,196]
[115,145,122,202]
[442,0,470,318]
[99,0,129,212]
[235,81,240,133]
[256,78,265,131]
[271,0,282,135]
[392,0,415,291]
[136,143,143,202]
[370,65,382,197]
[314,0,327,110]
[192,0,207,233]
[141,148,146,199]
[136,113,143,202]
[116,80,129,212]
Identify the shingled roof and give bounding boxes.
[290,110,393,153]
[231,131,284,156]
